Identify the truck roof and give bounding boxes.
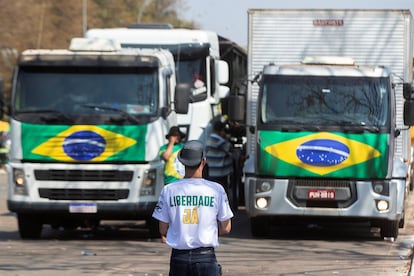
[18,38,175,68]
[264,63,391,78]
[87,27,218,45]
[85,28,220,57]
[21,47,170,57]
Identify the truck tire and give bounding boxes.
[399,205,406,228]
[250,217,269,237]
[228,174,239,214]
[17,214,42,239]
[380,220,399,240]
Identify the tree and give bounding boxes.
[0,0,197,102]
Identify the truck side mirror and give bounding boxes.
[403,83,413,100]
[227,95,245,122]
[216,60,229,85]
[174,83,191,114]
[403,99,414,125]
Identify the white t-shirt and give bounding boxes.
[152,178,234,250]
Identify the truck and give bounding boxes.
[5,37,189,239]
[229,9,414,239]
[85,25,231,143]
[85,25,248,208]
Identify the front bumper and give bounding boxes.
[245,176,404,222]
[8,200,156,220]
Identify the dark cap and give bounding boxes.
[165,126,186,139]
[212,116,228,132]
[178,140,205,167]
[213,120,226,132]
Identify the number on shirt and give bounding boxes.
[183,208,199,224]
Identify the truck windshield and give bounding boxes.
[14,66,159,123]
[260,75,390,128]
[124,43,208,101]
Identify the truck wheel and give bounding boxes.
[399,217,405,229]
[250,217,269,237]
[399,206,406,228]
[17,214,43,239]
[228,176,239,214]
[146,218,160,239]
[380,220,399,240]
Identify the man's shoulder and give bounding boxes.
[201,178,226,192]
[174,142,185,149]
[207,134,225,146]
[209,133,223,140]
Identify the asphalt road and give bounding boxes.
[1,170,414,275]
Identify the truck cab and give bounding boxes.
[6,38,186,239]
[85,26,229,142]
[233,56,414,239]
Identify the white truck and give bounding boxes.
[6,37,189,239]
[85,25,249,209]
[229,9,414,239]
[85,25,230,143]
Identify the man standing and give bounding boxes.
[152,140,234,276]
[159,126,186,184]
[205,118,233,196]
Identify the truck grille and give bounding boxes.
[38,188,129,200]
[287,178,357,208]
[34,170,134,182]
[294,179,350,188]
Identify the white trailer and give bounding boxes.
[238,9,414,240]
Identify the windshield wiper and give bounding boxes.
[355,125,380,133]
[80,104,140,124]
[269,117,380,133]
[17,109,73,123]
[265,118,306,125]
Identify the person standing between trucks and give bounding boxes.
[205,117,233,197]
[159,126,186,185]
[152,140,233,276]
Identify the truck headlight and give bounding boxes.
[372,181,389,196]
[376,200,389,211]
[256,181,273,193]
[256,197,269,209]
[13,168,27,195]
[140,169,156,196]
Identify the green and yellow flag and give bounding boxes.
[22,123,146,162]
[258,131,388,178]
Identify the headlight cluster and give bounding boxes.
[140,169,156,196]
[372,181,390,211]
[13,168,27,195]
[254,180,273,209]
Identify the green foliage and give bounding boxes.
[0,0,197,101]
[90,0,197,28]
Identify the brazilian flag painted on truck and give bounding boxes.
[259,131,389,178]
[21,123,146,162]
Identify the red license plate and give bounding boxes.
[308,189,336,200]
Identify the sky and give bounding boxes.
[181,0,414,47]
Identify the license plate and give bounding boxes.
[308,189,336,200]
[69,203,97,213]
